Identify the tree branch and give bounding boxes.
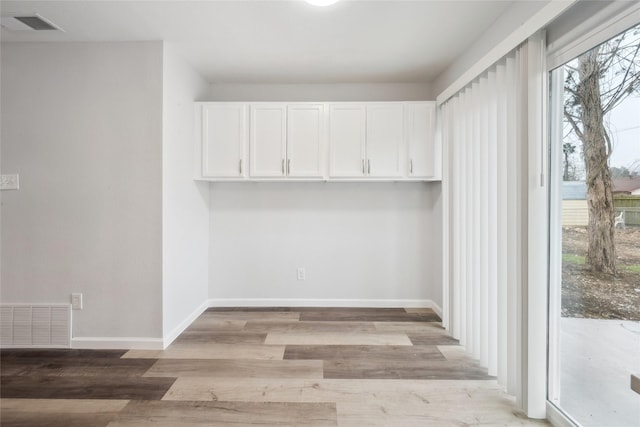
[599,37,623,71]
[602,42,640,112]
[564,110,584,140]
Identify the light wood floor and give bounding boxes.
[1,307,549,426]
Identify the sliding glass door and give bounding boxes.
[548,23,640,427]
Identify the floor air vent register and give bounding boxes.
[0,305,71,348]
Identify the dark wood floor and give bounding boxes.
[0,307,546,426]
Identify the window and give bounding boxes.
[548,22,640,427]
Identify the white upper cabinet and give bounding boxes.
[366,103,403,178]
[201,103,247,178]
[287,104,324,178]
[407,102,436,178]
[329,103,403,178]
[250,104,287,177]
[196,100,438,182]
[329,104,366,178]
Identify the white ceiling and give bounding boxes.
[0,1,521,84]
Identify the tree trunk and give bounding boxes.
[578,49,617,274]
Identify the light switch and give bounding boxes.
[0,174,19,190]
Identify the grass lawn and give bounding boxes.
[563,252,640,273]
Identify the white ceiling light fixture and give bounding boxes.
[305,0,339,7]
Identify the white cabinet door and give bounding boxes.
[287,104,324,178]
[407,102,436,178]
[250,104,287,177]
[366,103,403,178]
[329,105,366,177]
[202,104,246,178]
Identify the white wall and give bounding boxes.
[432,1,549,97]
[210,83,433,102]
[209,182,442,307]
[161,45,210,343]
[0,44,442,348]
[207,83,442,309]
[0,42,164,339]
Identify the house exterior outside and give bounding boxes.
[562,181,588,226]
[612,176,640,195]
[562,179,640,227]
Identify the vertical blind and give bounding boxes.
[441,43,529,401]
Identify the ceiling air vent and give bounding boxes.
[0,14,63,31]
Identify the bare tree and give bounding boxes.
[564,25,640,274]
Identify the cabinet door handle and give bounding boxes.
[368,159,371,175]
[362,159,365,175]
[239,159,243,175]
[410,159,413,175]
[282,159,285,175]
[287,159,290,175]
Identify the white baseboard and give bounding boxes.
[2,344,70,349]
[70,301,209,350]
[71,337,164,350]
[208,298,443,315]
[162,300,209,349]
[546,401,578,427]
[429,301,443,319]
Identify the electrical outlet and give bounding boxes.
[71,293,83,310]
[297,267,306,281]
[0,174,19,190]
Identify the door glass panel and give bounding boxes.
[549,23,640,427]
